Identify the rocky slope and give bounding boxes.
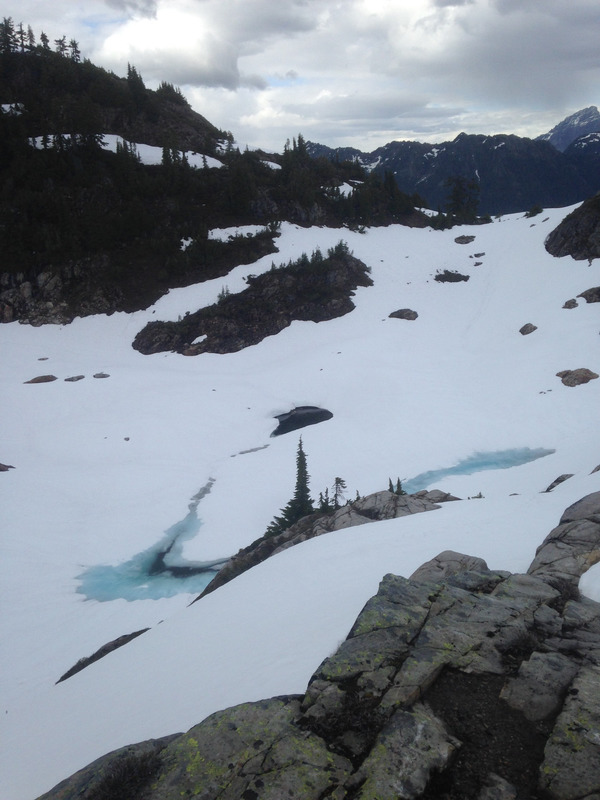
[536,106,600,152]
[39,492,600,800]
[199,489,459,599]
[132,246,373,355]
[545,192,600,261]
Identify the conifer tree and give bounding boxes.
[332,476,347,509]
[265,438,314,537]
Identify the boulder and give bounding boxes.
[24,374,57,384]
[455,235,476,244]
[578,286,600,303]
[434,269,470,283]
[519,323,538,335]
[528,491,600,586]
[543,474,574,492]
[562,298,578,309]
[556,368,599,386]
[390,308,418,320]
[271,406,333,436]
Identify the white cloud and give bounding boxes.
[3,0,599,150]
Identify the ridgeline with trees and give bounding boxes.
[0,17,427,325]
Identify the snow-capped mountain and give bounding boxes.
[537,105,600,152]
[1,205,599,799]
[307,131,598,216]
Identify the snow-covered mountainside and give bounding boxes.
[1,208,599,799]
[537,105,600,152]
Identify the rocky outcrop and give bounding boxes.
[56,629,150,684]
[545,193,600,261]
[434,269,470,283]
[390,308,418,320]
[455,235,476,244]
[133,250,373,355]
[556,368,599,386]
[528,491,600,588]
[519,323,537,335]
[578,286,600,303]
[24,374,58,384]
[271,406,333,436]
[198,489,459,599]
[40,492,600,800]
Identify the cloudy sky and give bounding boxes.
[6,0,600,152]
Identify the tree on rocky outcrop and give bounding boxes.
[265,438,314,537]
[332,477,347,509]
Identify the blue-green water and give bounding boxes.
[402,447,555,494]
[76,479,227,602]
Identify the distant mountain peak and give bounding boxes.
[537,106,600,152]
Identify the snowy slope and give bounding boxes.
[1,207,599,799]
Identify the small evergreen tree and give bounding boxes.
[332,476,347,509]
[265,438,314,537]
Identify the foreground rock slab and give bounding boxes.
[39,492,600,800]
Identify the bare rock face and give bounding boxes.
[545,192,600,261]
[528,491,600,587]
[39,493,600,800]
[556,368,599,386]
[562,298,578,309]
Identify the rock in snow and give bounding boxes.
[40,493,600,800]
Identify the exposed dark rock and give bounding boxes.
[271,406,333,436]
[39,493,600,800]
[562,299,578,309]
[543,474,575,493]
[455,235,476,244]
[556,368,599,386]
[64,375,85,382]
[133,249,373,356]
[93,372,110,379]
[435,270,470,283]
[24,374,57,383]
[545,193,600,261]
[0,462,15,471]
[56,629,150,684]
[578,286,600,303]
[390,308,418,320]
[519,323,537,335]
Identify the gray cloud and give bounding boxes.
[104,0,157,15]
[3,0,598,150]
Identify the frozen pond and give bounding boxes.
[77,480,227,602]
